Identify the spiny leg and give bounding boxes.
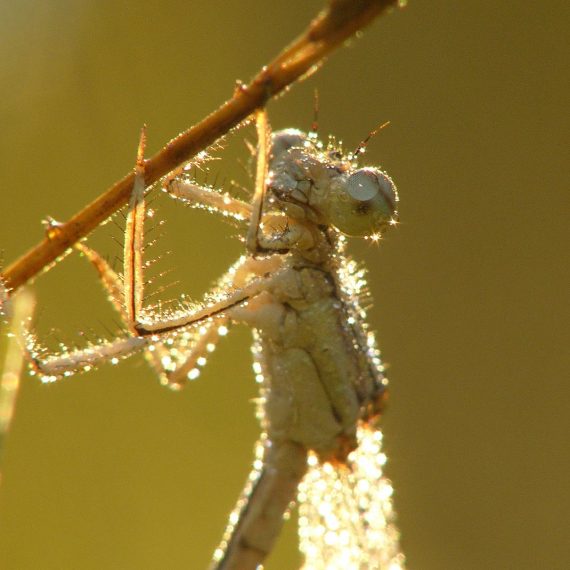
[165,178,252,223]
[145,317,227,389]
[123,126,147,330]
[133,267,290,336]
[75,242,229,389]
[75,243,126,321]
[26,333,147,382]
[246,109,270,254]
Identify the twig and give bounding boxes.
[2,0,399,292]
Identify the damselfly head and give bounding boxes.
[268,129,398,238]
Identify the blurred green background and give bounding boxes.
[0,1,568,569]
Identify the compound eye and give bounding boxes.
[346,169,382,201]
[328,167,398,237]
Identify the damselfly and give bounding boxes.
[25,110,405,570]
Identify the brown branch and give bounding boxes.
[2,0,399,292]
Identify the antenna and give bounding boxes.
[310,89,320,138]
[352,120,390,159]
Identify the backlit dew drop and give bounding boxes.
[187,368,200,380]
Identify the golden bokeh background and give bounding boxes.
[0,1,568,569]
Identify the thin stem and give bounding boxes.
[2,0,399,292]
[0,287,35,484]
